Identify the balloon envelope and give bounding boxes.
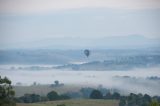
[84,49,90,57]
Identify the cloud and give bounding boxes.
[0,0,160,15]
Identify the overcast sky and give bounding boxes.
[0,0,160,14]
[0,0,160,49]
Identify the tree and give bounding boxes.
[143,94,151,102]
[54,80,59,86]
[47,91,59,100]
[112,92,120,99]
[105,92,112,99]
[127,93,138,106]
[30,94,41,102]
[59,94,70,100]
[142,94,152,106]
[0,76,16,106]
[80,87,94,98]
[90,90,103,99]
[119,98,126,106]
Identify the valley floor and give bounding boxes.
[16,99,119,106]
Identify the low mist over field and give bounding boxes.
[1,65,160,96]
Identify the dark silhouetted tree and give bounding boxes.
[105,92,112,99]
[112,92,120,99]
[119,98,126,106]
[90,90,103,99]
[0,76,15,106]
[47,91,59,100]
[55,80,59,86]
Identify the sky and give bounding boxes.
[0,0,160,49]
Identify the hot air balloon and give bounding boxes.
[84,49,90,57]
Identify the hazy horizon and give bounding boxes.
[0,0,160,49]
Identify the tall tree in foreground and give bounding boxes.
[0,76,15,106]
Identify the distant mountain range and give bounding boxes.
[1,35,160,49]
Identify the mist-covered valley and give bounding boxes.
[1,66,160,96]
[0,49,160,96]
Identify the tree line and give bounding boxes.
[15,91,70,103]
[1,76,160,106]
[90,89,160,106]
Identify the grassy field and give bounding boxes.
[17,99,119,106]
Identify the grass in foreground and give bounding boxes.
[17,99,119,106]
